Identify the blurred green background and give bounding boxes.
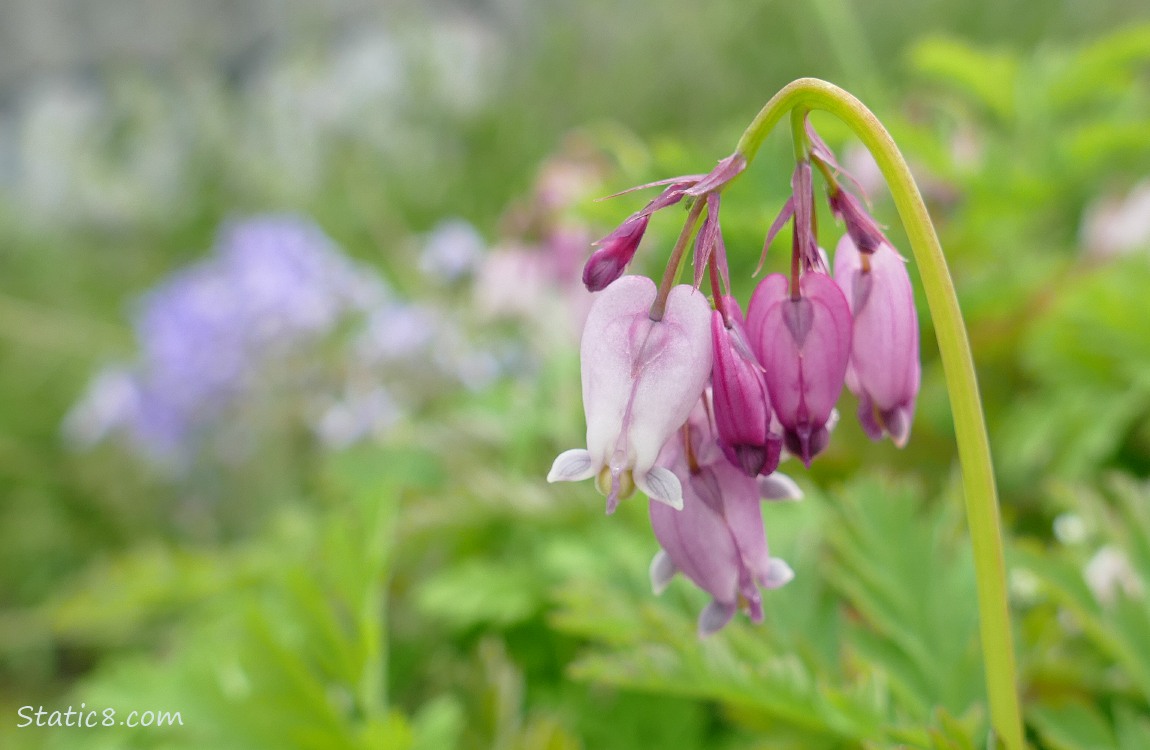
[2,0,1150,748]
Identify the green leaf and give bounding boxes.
[908,36,1019,122]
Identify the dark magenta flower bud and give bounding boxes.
[746,272,852,465]
[582,213,650,292]
[828,187,887,256]
[710,301,781,477]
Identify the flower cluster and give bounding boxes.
[548,119,921,635]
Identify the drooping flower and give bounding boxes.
[833,235,919,446]
[648,396,796,635]
[709,300,781,477]
[547,275,712,513]
[746,271,852,465]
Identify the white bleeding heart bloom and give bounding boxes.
[547,275,712,513]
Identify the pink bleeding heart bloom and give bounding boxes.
[710,300,781,477]
[648,399,795,636]
[832,235,920,446]
[746,271,852,465]
[547,275,712,513]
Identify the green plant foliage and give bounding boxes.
[21,448,412,750]
[1015,477,1150,696]
[823,480,983,725]
[549,478,1001,748]
[999,257,1150,488]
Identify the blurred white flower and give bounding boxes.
[1008,567,1040,603]
[1053,512,1087,545]
[1080,180,1150,260]
[1084,546,1144,606]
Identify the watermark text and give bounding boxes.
[16,704,183,729]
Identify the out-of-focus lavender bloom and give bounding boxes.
[61,366,142,448]
[833,235,920,447]
[355,302,439,363]
[64,214,489,466]
[314,385,402,450]
[419,218,486,282]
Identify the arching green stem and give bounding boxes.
[738,78,1025,750]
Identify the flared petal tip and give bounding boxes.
[547,449,595,483]
[763,558,795,589]
[858,398,914,448]
[649,550,677,595]
[636,466,684,510]
[697,600,737,637]
[757,472,803,502]
[882,405,913,448]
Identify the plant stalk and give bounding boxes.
[737,78,1024,750]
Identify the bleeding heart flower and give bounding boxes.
[648,396,796,636]
[547,275,712,513]
[746,271,852,465]
[833,235,920,446]
[709,300,781,477]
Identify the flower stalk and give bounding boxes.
[736,78,1024,750]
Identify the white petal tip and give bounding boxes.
[636,466,683,510]
[879,405,913,448]
[649,550,677,595]
[698,600,737,637]
[763,558,795,589]
[758,472,803,502]
[547,449,595,483]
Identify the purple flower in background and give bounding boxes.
[63,213,486,466]
[419,218,485,282]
